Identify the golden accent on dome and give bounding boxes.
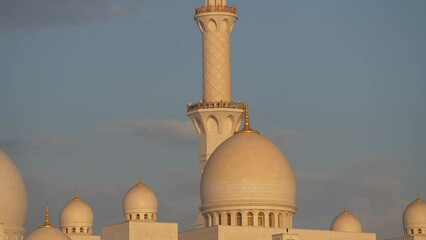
[344,202,348,212]
[38,207,54,228]
[138,175,142,185]
[236,103,259,134]
[418,191,421,201]
[75,190,79,200]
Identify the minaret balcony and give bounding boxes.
[195,6,237,15]
[187,101,244,112]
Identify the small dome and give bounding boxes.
[403,192,426,229]
[60,192,94,228]
[331,205,362,232]
[200,131,297,212]
[26,227,71,240]
[27,208,71,240]
[0,150,28,232]
[123,177,158,216]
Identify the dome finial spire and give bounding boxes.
[138,175,142,185]
[74,185,79,199]
[344,201,348,212]
[418,191,421,201]
[39,206,54,228]
[236,103,259,134]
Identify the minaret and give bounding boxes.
[188,0,244,175]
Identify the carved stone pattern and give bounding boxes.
[202,19,232,102]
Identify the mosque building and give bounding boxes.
[0,1,424,240]
[386,193,426,240]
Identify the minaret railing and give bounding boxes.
[187,101,245,112]
[195,6,237,14]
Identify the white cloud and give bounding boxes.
[0,134,83,156]
[96,119,197,144]
[0,0,156,31]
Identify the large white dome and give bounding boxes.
[331,206,362,233]
[200,131,297,214]
[60,192,94,234]
[201,132,296,210]
[403,193,426,231]
[123,177,158,221]
[0,150,28,232]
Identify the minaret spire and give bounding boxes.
[195,0,237,102]
[188,0,244,176]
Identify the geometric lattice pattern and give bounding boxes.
[198,14,237,102]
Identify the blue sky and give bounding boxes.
[1,1,425,239]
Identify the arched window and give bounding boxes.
[236,212,242,226]
[144,214,148,219]
[226,213,231,225]
[218,214,222,225]
[80,227,83,233]
[72,228,76,233]
[269,212,275,227]
[247,212,254,226]
[419,229,422,234]
[129,214,132,220]
[258,212,264,227]
[278,213,283,228]
[411,229,414,235]
[66,228,68,233]
[136,214,140,219]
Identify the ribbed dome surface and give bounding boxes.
[403,194,426,229]
[26,227,71,240]
[0,150,28,230]
[331,209,362,233]
[123,178,158,214]
[200,132,296,211]
[60,194,94,228]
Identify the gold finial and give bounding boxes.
[138,175,142,184]
[418,191,421,201]
[236,103,259,134]
[75,190,79,200]
[344,201,348,212]
[38,207,54,228]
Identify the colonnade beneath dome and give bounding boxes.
[405,227,426,236]
[124,213,157,222]
[202,210,294,229]
[62,227,92,235]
